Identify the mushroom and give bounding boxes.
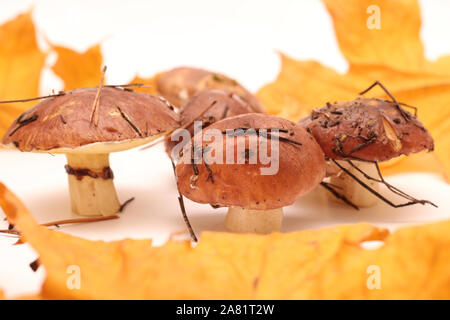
[175,113,326,234]
[300,97,434,208]
[165,89,257,159]
[1,87,179,216]
[157,67,265,113]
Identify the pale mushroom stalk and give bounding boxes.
[225,207,283,234]
[65,153,120,216]
[328,160,378,208]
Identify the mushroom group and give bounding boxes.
[0,71,437,237]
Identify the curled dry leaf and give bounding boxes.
[257,0,450,182]
[0,12,46,138]
[1,183,449,299]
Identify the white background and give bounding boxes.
[0,0,450,299]
[1,0,450,93]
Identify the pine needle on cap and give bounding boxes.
[90,66,107,126]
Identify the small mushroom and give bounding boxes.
[157,67,265,113]
[176,113,325,234]
[165,89,257,158]
[301,98,434,207]
[2,87,179,216]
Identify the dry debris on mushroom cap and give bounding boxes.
[165,89,255,156]
[175,113,326,210]
[1,87,180,153]
[157,67,265,113]
[1,87,181,217]
[300,98,434,162]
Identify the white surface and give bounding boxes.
[0,0,450,299]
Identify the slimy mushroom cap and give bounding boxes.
[165,89,255,156]
[176,113,326,210]
[2,87,180,153]
[301,98,434,162]
[157,67,265,113]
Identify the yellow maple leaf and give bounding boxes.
[128,74,161,96]
[51,44,103,90]
[324,0,425,71]
[256,220,450,299]
[2,182,449,299]
[257,0,450,181]
[0,11,46,138]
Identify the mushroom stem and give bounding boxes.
[225,207,283,234]
[328,160,378,208]
[65,153,120,216]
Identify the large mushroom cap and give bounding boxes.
[301,98,434,162]
[176,113,326,210]
[157,67,265,113]
[2,87,180,153]
[165,89,254,156]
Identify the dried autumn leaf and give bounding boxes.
[0,182,265,299]
[256,220,450,299]
[257,55,357,117]
[428,55,450,76]
[324,0,425,70]
[128,74,161,96]
[0,11,46,138]
[2,182,449,299]
[15,294,43,300]
[380,152,444,178]
[258,0,450,181]
[51,44,103,90]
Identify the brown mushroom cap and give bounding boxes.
[157,67,265,113]
[175,113,326,210]
[165,89,254,155]
[2,87,180,153]
[300,98,434,162]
